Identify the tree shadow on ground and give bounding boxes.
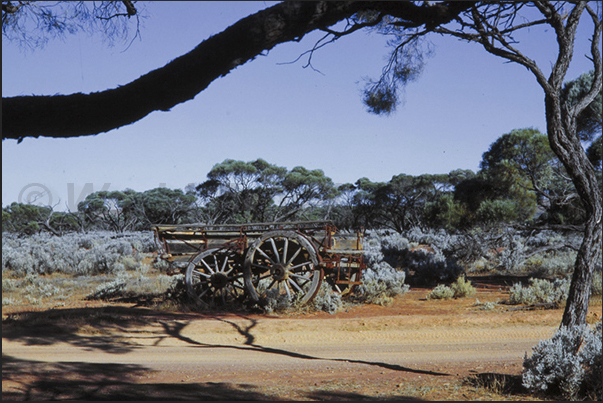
[161,315,450,377]
[3,354,423,401]
[2,306,230,354]
[3,306,447,400]
[2,354,273,400]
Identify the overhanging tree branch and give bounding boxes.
[2,1,474,141]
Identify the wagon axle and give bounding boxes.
[270,264,289,281]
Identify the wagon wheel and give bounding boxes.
[243,230,323,305]
[185,247,245,307]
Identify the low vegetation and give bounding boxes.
[522,321,602,400]
[2,225,601,400]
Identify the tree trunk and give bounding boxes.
[545,93,603,328]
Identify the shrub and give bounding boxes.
[427,284,454,300]
[473,299,498,311]
[522,321,602,400]
[450,276,476,298]
[309,281,344,314]
[363,230,463,286]
[508,278,569,305]
[427,277,475,300]
[354,261,410,306]
[86,273,128,300]
[2,230,156,276]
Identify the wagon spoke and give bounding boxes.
[227,286,239,299]
[256,247,276,265]
[244,231,322,305]
[288,260,313,272]
[266,279,277,292]
[251,262,271,271]
[284,281,292,299]
[192,269,211,278]
[196,286,212,300]
[290,272,311,284]
[201,258,215,274]
[288,278,303,293]
[285,245,302,266]
[221,255,229,273]
[186,248,245,306]
[269,238,280,263]
[282,238,289,265]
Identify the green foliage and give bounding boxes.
[2,202,49,234]
[427,284,454,300]
[351,173,453,232]
[475,199,525,225]
[427,277,475,300]
[77,189,139,232]
[450,276,476,298]
[362,34,430,115]
[423,193,467,231]
[195,159,337,224]
[508,278,570,305]
[136,187,197,226]
[2,1,142,49]
[447,127,588,227]
[560,70,602,142]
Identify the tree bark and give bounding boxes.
[546,94,603,328]
[2,1,473,141]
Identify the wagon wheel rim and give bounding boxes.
[185,247,245,307]
[243,230,322,305]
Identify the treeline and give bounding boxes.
[3,127,601,235]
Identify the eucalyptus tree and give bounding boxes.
[274,166,338,222]
[350,173,452,232]
[195,159,287,223]
[2,1,141,49]
[77,189,139,233]
[133,187,197,227]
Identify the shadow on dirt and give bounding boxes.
[161,315,450,377]
[3,354,423,401]
[2,306,207,354]
[3,306,449,377]
[2,354,272,400]
[3,306,448,400]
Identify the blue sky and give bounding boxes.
[2,1,598,211]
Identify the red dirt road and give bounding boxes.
[3,288,599,400]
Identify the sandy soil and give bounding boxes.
[3,284,601,401]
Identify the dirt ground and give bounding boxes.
[3,278,601,401]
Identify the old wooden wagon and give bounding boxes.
[153,220,366,306]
